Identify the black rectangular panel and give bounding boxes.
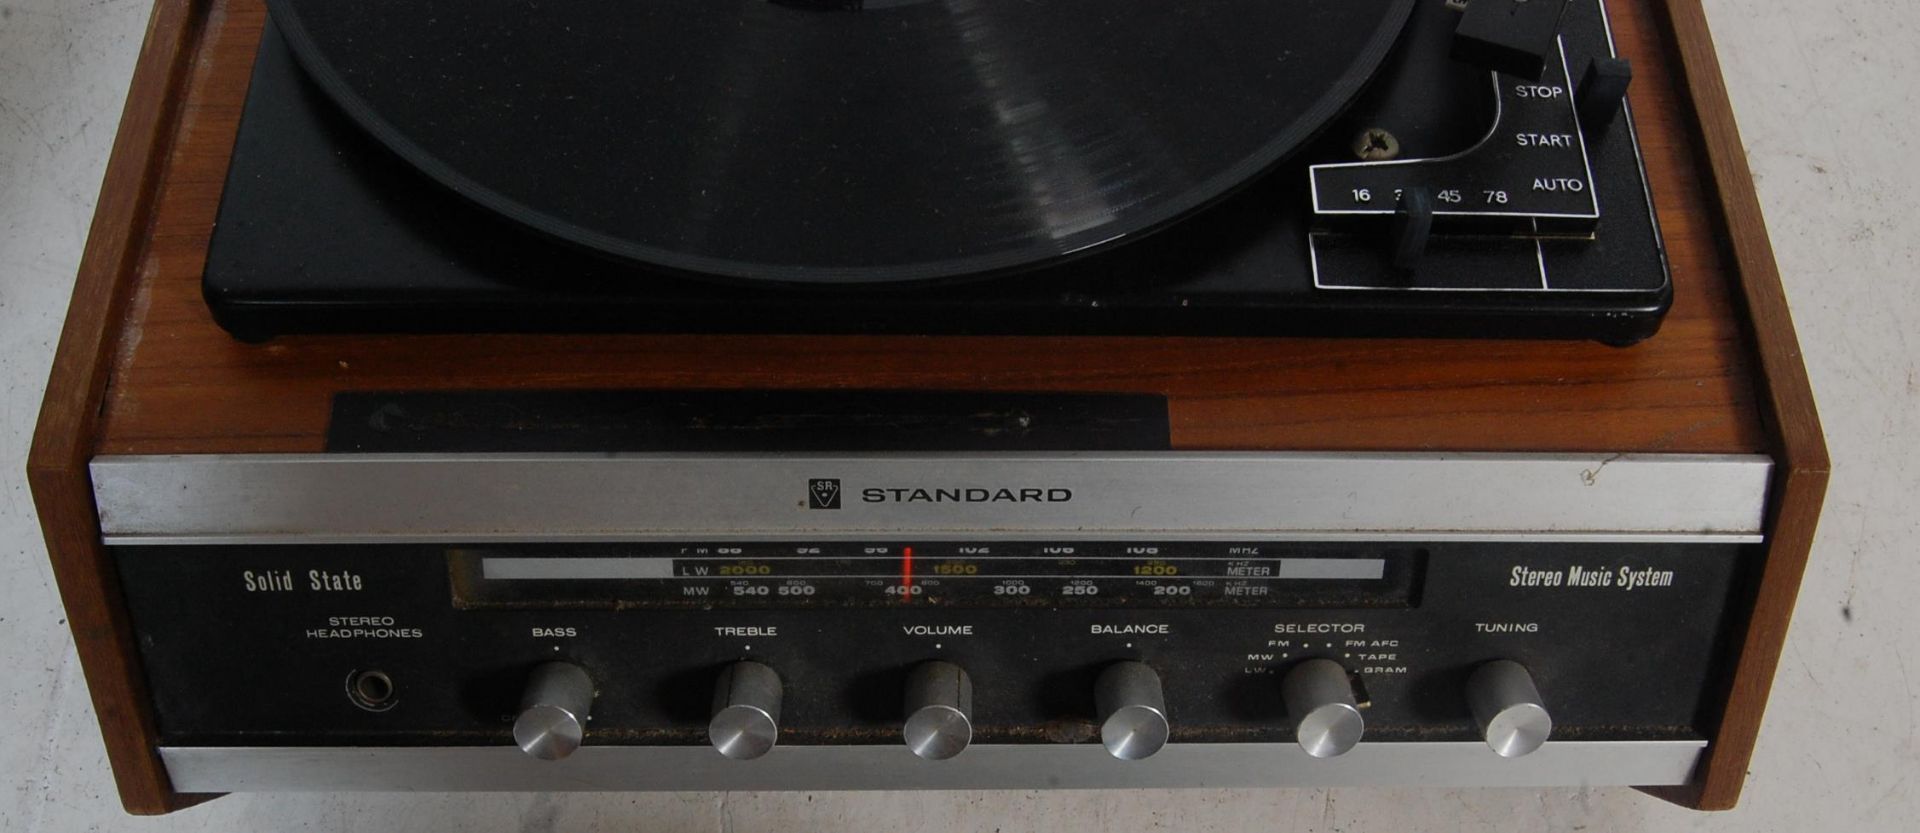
[116,541,1741,748]
[327,390,1172,453]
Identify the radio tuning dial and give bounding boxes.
[1282,659,1365,758]
[709,661,783,760]
[1094,661,1170,760]
[1466,660,1553,757]
[513,662,594,761]
[903,661,974,760]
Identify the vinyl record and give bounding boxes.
[267,0,1415,285]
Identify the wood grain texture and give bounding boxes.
[1638,0,1833,811]
[23,0,217,815]
[92,0,1766,457]
[31,0,1824,814]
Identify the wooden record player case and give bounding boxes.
[29,0,1826,814]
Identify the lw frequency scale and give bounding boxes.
[32,0,1826,817]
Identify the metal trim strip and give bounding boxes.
[159,741,1706,791]
[92,452,1771,545]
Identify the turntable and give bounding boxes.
[31,0,1828,817]
[207,0,1666,342]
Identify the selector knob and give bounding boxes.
[1282,659,1365,758]
[709,661,783,760]
[1094,661,1170,760]
[513,662,594,761]
[1467,660,1553,757]
[902,661,973,760]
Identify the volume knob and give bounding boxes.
[1282,659,1364,758]
[709,661,783,760]
[1094,661,1170,760]
[1466,660,1553,757]
[513,662,594,761]
[903,661,973,760]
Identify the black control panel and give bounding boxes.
[118,540,1742,749]
[1312,39,1602,232]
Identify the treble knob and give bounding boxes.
[1281,659,1365,758]
[709,661,783,760]
[513,662,594,761]
[1466,660,1553,757]
[1094,661,1170,760]
[903,661,973,760]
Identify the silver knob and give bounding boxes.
[513,662,594,761]
[1282,659,1364,758]
[709,661,782,760]
[903,661,973,760]
[1094,661,1170,760]
[1467,660,1553,757]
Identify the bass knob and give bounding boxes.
[513,662,594,761]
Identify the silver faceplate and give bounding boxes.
[160,741,1706,792]
[92,452,1771,545]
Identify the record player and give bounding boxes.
[30,0,1828,817]
[205,0,1667,342]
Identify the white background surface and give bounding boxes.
[2,0,1915,829]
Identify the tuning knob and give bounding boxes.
[1467,660,1553,757]
[1282,659,1365,758]
[902,661,973,760]
[513,662,594,761]
[709,661,783,760]
[1094,661,1170,760]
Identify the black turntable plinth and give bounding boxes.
[205,0,1669,343]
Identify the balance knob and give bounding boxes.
[1282,659,1365,758]
[513,662,594,761]
[1467,660,1553,757]
[903,661,973,760]
[709,661,783,760]
[1094,661,1170,760]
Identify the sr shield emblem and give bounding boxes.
[808,479,842,510]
